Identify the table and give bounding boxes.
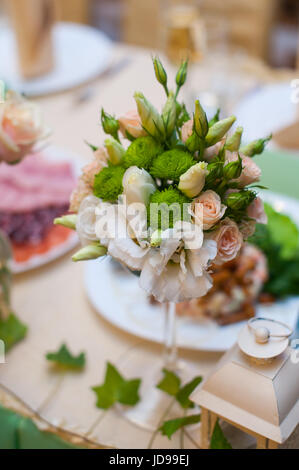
[0,43,298,449]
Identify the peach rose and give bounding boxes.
[211,217,243,264]
[247,197,267,224]
[203,138,225,162]
[225,151,261,187]
[69,179,92,213]
[239,219,256,239]
[181,119,193,143]
[0,91,49,164]
[192,190,226,230]
[118,110,147,139]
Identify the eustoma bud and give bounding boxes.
[150,229,163,247]
[104,137,125,165]
[240,135,272,157]
[194,100,208,138]
[162,91,176,138]
[72,242,107,261]
[101,109,119,140]
[205,116,236,147]
[54,214,77,230]
[225,126,243,151]
[134,92,165,140]
[175,60,188,97]
[153,56,168,94]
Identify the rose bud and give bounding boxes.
[178,162,208,198]
[118,110,147,139]
[153,56,168,93]
[223,153,242,180]
[194,100,208,138]
[101,108,119,139]
[240,134,272,157]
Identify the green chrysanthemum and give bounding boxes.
[150,149,195,182]
[123,136,163,170]
[93,166,125,202]
[148,186,191,230]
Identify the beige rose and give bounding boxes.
[193,190,226,230]
[225,151,261,187]
[211,217,243,264]
[247,197,267,224]
[181,119,193,143]
[0,91,49,163]
[118,110,147,139]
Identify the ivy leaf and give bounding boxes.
[176,376,203,409]
[160,414,201,439]
[0,313,27,351]
[92,362,141,410]
[46,344,86,370]
[157,368,181,396]
[210,419,232,449]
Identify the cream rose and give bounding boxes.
[118,110,147,139]
[193,190,226,230]
[211,217,243,264]
[225,151,261,187]
[0,91,49,164]
[181,119,193,143]
[247,197,267,224]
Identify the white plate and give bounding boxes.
[84,191,299,352]
[234,82,298,148]
[0,22,112,96]
[9,145,82,274]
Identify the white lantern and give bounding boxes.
[191,318,299,449]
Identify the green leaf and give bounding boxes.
[46,344,86,370]
[160,414,201,439]
[264,203,299,259]
[210,419,232,449]
[92,362,141,410]
[176,376,203,409]
[157,368,181,396]
[0,313,27,351]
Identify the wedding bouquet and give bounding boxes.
[56,58,269,303]
[0,81,49,164]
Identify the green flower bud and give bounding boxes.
[205,161,223,186]
[134,92,165,140]
[54,214,77,230]
[225,126,243,151]
[208,108,220,127]
[225,190,255,211]
[223,153,242,180]
[162,91,176,138]
[240,134,272,157]
[101,109,119,139]
[153,56,168,93]
[185,133,203,153]
[72,242,107,262]
[150,229,163,247]
[205,116,236,147]
[175,60,188,97]
[194,100,208,138]
[104,137,125,165]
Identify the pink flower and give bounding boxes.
[239,219,256,239]
[181,119,193,143]
[69,179,92,213]
[192,190,226,229]
[118,110,147,139]
[247,197,267,224]
[210,217,243,264]
[225,151,261,187]
[203,139,225,163]
[0,91,49,164]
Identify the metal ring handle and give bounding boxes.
[248,317,293,344]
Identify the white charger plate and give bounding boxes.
[84,191,299,352]
[9,145,82,273]
[0,22,112,96]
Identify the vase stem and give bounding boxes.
[163,301,178,370]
